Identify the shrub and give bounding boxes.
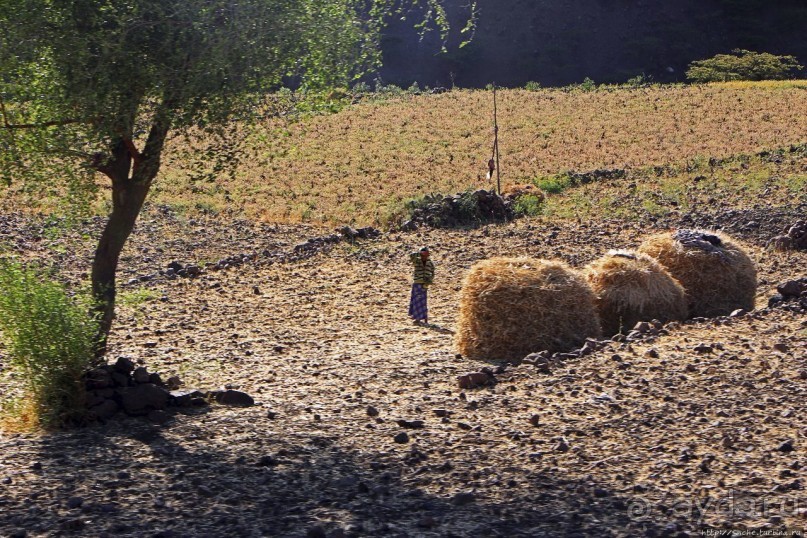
[535,174,572,194]
[0,260,99,429]
[513,193,545,217]
[525,81,542,91]
[686,50,803,83]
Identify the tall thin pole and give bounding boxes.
[493,85,501,195]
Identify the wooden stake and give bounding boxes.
[493,85,501,195]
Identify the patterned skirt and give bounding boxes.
[408,283,428,321]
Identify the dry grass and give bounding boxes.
[638,230,758,318]
[584,250,687,336]
[152,81,807,224]
[455,257,601,362]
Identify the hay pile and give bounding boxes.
[637,229,757,317]
[584,250,688,336]
[455,258,601,361]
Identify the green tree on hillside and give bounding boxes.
[686,49,803,82]
[0,0,470,357]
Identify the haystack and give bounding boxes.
[637,229,757,317]
[455,257,601,362]
[584,250,688,336]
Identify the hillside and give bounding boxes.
[151,82,807,226]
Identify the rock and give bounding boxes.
[257,455,277,467]
[147,410,172,425]
[66,497,84,509]
[693,343,713,354]
[169,390,203,407]
[529,414,540,427]
[778,440,795,453]
[89,399,120,421]
[452,491,476,506]
[393,432,410,444]
[633,321,651,333]
[730,309,747,317]
[396,419,425,429]
[114,356,135,374]
[778,280,806,298]
[433,409,450,418]
[306,526,327,538]
[132,367,150,384]
[166,376,182,390]
[85,368,113,390]
[149,372,164,386]
[184,265,201,277]
[118,384,170,416]
[457,371,494,389]
[773,342,789,353]
[554,439,570,452]
[209,389,255,407]
[167,261,184,272]
[111,372,130,387]
[366,406,379,417]
[644,348,659,359]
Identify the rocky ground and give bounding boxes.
[0,204,805,537]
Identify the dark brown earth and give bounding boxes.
[0,205,805,537]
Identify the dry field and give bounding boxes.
[154,81,807,224]
[0,82,806,537]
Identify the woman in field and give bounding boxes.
[408,247,435,324]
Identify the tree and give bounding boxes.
[0,0,470,358]
[686,49,803,83]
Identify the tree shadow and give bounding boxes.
[0,414,682,537]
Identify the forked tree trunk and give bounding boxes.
[91,108,171,360]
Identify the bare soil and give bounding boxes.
[0,206,805,537]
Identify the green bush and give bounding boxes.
[535,174,572,194]
[686,49,803,82]
[525,81,542,91]
[513,194,544,217]
[0,260,98,429]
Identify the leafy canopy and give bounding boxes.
[0,0,463,199]
[686,49,803,83]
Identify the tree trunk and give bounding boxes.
[91,179,151,359]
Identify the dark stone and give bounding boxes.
[457,371,494,389]
[85,368,113,390]
[396,419,425,429]
[393,432,410,444]
[166,376,182,390]
[167,261,184,272]
[132,367,150,384]
[306,526,327,538]
[366,406,379,417]
[452,492,476,506]
[169,390,203,407]
[111,372,130,387]
[778,440,795,453]
[149,373,165,387]
[184,265,201,277]
[147,410,172,425]
[66,497,84,509]
[114,356,135,374]
[210,389,254,407]
[89,399,120,421]
[778,280,806,298]
[693,343,713,354]
[118,384,170,416]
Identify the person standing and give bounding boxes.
[408,246,435,324]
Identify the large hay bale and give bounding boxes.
[637,229,757,317]
[584,250,688,336]
[455,258,601,361]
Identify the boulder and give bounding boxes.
[118,384,170,416]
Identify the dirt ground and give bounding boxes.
[0,205,805,537]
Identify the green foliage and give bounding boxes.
[0,0,467,191]
[513,194,544,217]
[534,174,572,194]
[580,77,597,92]
[525,81,542,91]
[0,261,99,428]
[625,74,653,88]
[686,49,803,82]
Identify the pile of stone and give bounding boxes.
[83,357,254,424]
[768,221,807,251]
[401,189,513,230]
[769,278,807,312]
[293,226,380,254]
